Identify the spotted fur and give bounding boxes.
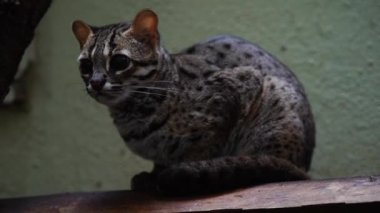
[73,9,315,195]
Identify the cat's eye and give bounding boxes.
[110,54,130,72]
[79,58,93,75]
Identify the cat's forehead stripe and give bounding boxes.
[108,27,118,56]
[103,26,120,56]
[91,45,97,58]
[87,25,121,58]
[103,41,110,56]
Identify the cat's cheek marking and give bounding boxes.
[115,70,125,76]
[119,49,132,58]
[103,82,114,90]
[91,46,97,58]
[77,54,87,61]
[133,66,155,77]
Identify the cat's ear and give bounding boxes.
[72,20,93,49]
[130,9,159,47]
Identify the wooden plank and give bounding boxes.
[0,176,379,212]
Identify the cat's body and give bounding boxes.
[73,9,315,195]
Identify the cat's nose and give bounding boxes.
[89,74,106,91]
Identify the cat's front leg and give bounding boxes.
[131,164,166,192]
[155,155,309,196]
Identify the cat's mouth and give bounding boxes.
[88,89,119,97]
[87,88,116,98]
[87,88,131,106]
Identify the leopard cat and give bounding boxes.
[72,9,315,195]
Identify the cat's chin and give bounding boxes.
[90,91,131,107]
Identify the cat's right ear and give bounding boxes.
[129,9,159,48]
[72,20,92,49]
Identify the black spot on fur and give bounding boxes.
[203,70,214,78]
[248,93,254,101]
[257,50,264,56]
[217,52,226,59]
[170,56,176,64]
[291,133,298,140]
[186,46,196,54]
[207,45,215,50]
[180,107,187,114]
[270,84,276,90]
[268,136,276,143]
[223,43,231,50]
[204,95,212,100]
[238,73,249,82]
[205,80,213,86]
[188,133,203,142]
[257,64,263,70]
[215,77,224,83]
[196,85,203,91]
[244,52,253,59]
[179,67,197,79]
[205,59,214,65]
[277,106,284,113]
[276,150,283,155]
[168,138,180,154]
[271,98,280,108]
[290,103,296,110]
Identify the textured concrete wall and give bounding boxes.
[0,0,379,198]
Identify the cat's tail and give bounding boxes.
[157,155,309,195]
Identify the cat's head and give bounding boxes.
[72,9,161,106]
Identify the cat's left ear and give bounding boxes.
[130,9,159,48]
[72,20,93,49]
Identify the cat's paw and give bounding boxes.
[156,164,203,196]
[131,171,157,192]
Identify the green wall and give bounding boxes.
[1,0,379,198]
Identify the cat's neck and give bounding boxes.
[157,46,179,83]
[108,47,177,116]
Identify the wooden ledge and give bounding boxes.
[0,176,379,212]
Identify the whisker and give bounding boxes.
[106,91,123,95]
[128,86,179,93]
[149,80,176,84]
[136,80,177,86]
[129,90,168,97]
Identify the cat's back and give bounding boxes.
[181,35,297,83]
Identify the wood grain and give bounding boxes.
[0,176,379,212]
